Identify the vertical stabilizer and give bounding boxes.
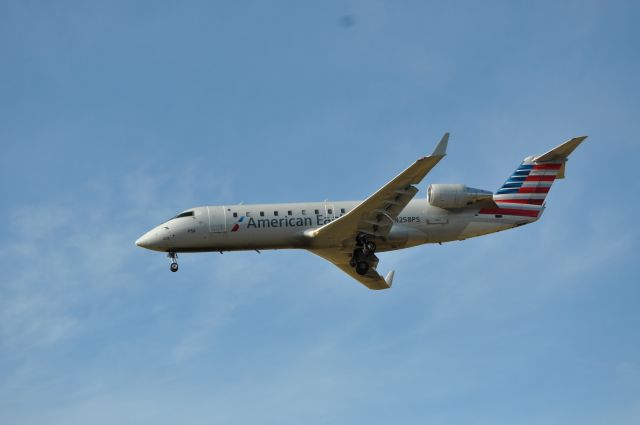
[479,136,587,219]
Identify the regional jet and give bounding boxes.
[135,134,586,290]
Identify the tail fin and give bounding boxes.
[482,136,587,219]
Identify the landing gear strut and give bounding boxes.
[363,240,376,256]
[168,252,179,272]
[356,235,377,256]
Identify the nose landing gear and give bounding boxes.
[168,252,179,272]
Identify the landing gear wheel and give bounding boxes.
[349,258,357,268]
[167,252,179,272]
[363,240,376,256]
[355,261,369,276]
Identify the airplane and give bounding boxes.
[135,134,586,290]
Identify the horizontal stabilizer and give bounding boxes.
[535,136,587,162]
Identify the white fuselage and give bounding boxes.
[135,198,538,253]
[134,134,584,288]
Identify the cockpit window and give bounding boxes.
[174,211,194,219]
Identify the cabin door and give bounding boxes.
[207,206,227,232]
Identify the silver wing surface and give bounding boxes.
[306,133,449,289]
[309,248,395,290]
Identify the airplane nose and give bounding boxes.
[136,225,172,251]
[135,233,151,248]
[135,230,160,250]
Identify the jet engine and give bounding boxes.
[427,184,494,209]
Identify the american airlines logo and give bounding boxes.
[232,215,329,231]
[231,214,422,232]
[231,216,245,232]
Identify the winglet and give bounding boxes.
[384,270,395,288]
[431,132,449,157]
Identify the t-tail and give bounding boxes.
[480,136,587,220]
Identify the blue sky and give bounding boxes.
[1,1,639,423]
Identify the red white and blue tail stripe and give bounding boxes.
[478,161,562,218]
[478,136,587,219]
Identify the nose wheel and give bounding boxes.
[168,252,179,272]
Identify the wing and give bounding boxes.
[307,133,449,246]
[308,248,395,290]
[305,133,449,290]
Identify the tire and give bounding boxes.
[363,240,376,255]
[170,263,179,272]
[355,261,369,276]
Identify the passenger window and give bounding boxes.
[274,211,279,216]
[288,210,292,216]
[233,212,238,218]
[302,209,306,215]
[260,211,265,217]
[341,208,346,214]
[315,209,319,214]
[246,212,251,217]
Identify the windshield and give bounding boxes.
[173,211,194,219]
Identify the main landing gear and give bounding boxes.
[362,240,376,256]
[168,252,179,272]
[355,260,369,275]
[350,236,377,276]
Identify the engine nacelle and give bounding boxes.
[427,184,493,209]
